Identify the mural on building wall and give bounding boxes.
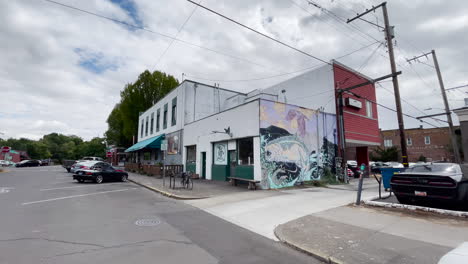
[167,131,180,155]
[214,142,228,165]
[260,100,337,189]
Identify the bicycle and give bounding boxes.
[180,171,193,190]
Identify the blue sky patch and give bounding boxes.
[74,48,119,74]
[109,0,143,28]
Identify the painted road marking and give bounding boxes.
[22,188,137,205]
[0,187,14,194]
[40,183,121,191]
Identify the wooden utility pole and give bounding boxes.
[348,2,409,167]
[408,51,461,163]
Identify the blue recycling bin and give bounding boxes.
[380,168,402,189]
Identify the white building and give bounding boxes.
[126,61,380,189]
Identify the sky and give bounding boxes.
[1,0,468,141]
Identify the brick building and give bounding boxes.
[380,126,459,162]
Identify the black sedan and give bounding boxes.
[15,160,41,167]
[73,162,128,184]
[390,163,468,205]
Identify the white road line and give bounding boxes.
[22,188,137,205]
[40,183,121,191]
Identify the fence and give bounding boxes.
[124,163,183,177]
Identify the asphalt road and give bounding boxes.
[0,166,319,264]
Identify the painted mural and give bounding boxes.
[167,131,180,155]
[260,100,338,189]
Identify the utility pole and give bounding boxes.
[348,2,409,167]
[408,50,461,163]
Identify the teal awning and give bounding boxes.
[125,134,165,152]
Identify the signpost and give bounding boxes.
[161,140,168,187]
[1,146,11,162]
[106,152,113,157]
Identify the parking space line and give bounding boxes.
[22,188,138,205]
[40,183,121,191]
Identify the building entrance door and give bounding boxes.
[229,150,237,178]
[201,152,206,179]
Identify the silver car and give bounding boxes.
[70,161,101,174]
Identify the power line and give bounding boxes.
[445,83,468,91]
[346,90,439,128]
[186,0,329,64]
[357,41,384,72]
[185,41,381,83]
[41,0,279,72]
[152,1,200,70]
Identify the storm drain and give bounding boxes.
[135,218,161,227]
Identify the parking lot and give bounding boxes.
[0,166,320,264]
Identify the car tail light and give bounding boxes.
[85,172,93,175]
[428,181,455,187]
[115,169,124,172]
[391,179,412,184]
[80,166,89,169]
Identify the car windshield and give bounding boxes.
[405,164,459,174]
[19,160,29,163]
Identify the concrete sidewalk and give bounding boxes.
[128,172,250,199]
[275,205,468,264]
[186,178,381,240]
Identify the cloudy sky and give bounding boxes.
[1,0,468,140]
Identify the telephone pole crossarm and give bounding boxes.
[406,52,432,63]
[347,2,386,23]
[338,71,401,93]
[416,112,450,119]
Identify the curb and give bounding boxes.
[274,225,344,264]
[363,199,468,218]
[128,179,208,200]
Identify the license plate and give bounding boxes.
[414,191,427,197]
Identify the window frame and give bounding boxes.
[145,116,149,136]
[424,136,431,145]
[171,97,177,126]
[366,100,373,118]
[150,112,154,134]
[156,109,160,132]
[163,103,168,129]
[407,137,412,146]
[384,139,393,147]
[141,119,144,138]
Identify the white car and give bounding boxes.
[384,161,404,168]
[70,161,101,173]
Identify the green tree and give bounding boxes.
[371,146,400,162]
[106,70,179,147]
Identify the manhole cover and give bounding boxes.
[135,219,161,227]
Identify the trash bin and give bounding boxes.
[380,168,402,189]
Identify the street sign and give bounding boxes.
[1,146,11,153]
[160,140,168,151]
[106,151,113,157]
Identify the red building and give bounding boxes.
[0,150,25,163]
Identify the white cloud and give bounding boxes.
[1,0,468,141]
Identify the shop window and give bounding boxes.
[238,137,254,165]
[186,146,196,163]
[171,97,177,126]
[143,152,151,160]
[163,103,168,129]
[150,112,154,134]
[156,109,160,132]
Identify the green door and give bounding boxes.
[201,152,206,179]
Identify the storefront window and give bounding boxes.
[143,152,151,160]
[238,137,253,165]
[186,146,196,163]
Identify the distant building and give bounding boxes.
[0,149,28,163]
[380,126,460,162]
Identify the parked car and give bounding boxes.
[390,163,468,205]
[346,160,359,178]
[70,160,100,174]
[384,161,404,168]
[63,157,103,172]
[15,160,41,167]
[40,159,50,166]
[371,161,390,174]
[82,157,104,161]
[73,162,128,184]
[0,160,7,167]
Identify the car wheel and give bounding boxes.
[95,175,103,184]
[121,174,128,182]
[66,168,71,173]
[395,195,413,205]
[77,179,84,183]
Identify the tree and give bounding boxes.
[370,146,400,162]
[106,70,179,147]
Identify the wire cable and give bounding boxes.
[186,0,329,64]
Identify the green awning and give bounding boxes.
[125,134,165,152]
